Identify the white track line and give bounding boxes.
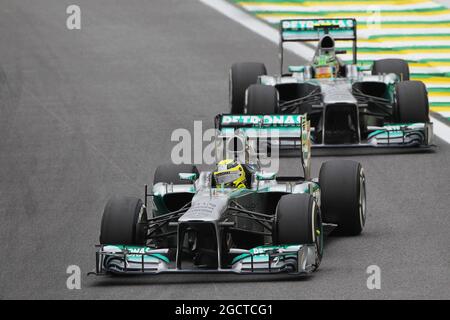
[335,40,450,47]
[431,116,450,143]
[199,0,450,143]
[199,0,316,59]
[240,3,443,12]
[261,14,450,23]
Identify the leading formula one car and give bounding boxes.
[91,114,366,276]
[229,18,433,149]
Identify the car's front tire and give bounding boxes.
[394,80,429,123]
[274,194,323,264]
[319,160,366,236]
[100,196,147,245]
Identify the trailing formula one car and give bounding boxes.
[229,18,433,148]
[91,114,366,276]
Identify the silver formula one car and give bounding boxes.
[229,18,433,149]
[91,114,366,277]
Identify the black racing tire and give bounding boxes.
[394,80,429,123]
[245,84,278,114]
[274,194,323,259]
[319,160,366,236]
[153,164,199,185]
[372,58,410,81]
[231,232,265,250]
[100,196,147,245]
[230,62,267,114]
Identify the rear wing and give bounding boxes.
[279,18,357,72]
[215,114,311,179]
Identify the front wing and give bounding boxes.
[90,244,318,276]
[273,122,433,149]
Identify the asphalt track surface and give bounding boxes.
[0,0,449,299]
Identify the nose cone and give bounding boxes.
[179,193,229,222]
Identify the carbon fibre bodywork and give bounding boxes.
[94,171,323,275]
[234,18,433,149]
[92,115,328,276]
[259,74,433,148]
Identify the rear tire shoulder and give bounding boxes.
[372,58,410,81]
[246,84,278,114]
[230,62,267,114]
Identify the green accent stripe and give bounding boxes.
[236,0,439,2]
[430,102,450,107]
[253,8,449,14]
[428,88,450,93]
[269,21,450,27]
[363,21,450,25]
[411,74,450,79]
[345,59,450,64]
[235,0,432,2]
[271,19,450,25]
[416,59,450,62]
[150,253,170,263]
[368,33,450,39]
[339,46,450,51]
[411,73,450,77]
[236,0,414,4]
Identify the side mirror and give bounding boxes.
[178,172,198,182]
[288,65,305,73]
[256,172,276,181]
[357,65,371,72]
[229,248,251,255]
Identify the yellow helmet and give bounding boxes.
[213,159,247,189]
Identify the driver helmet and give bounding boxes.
[213,159,247,189]
[313,53,338,79]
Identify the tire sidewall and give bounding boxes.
[100,197,146,245]
[319,160,365,236]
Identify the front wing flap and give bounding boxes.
[275,122,433,149]
[364,122,433,147]
[90,244,318,276]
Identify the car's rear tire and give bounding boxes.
[372,58,410,81]
[274,194,323,261]
[100,196,147,245]
[319,160,366,236]
[372,59,409,81]
[153,164,199,185]
[230,62,267,114]
[394,80,429,123]
[245,84,278,114]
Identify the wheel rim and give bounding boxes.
[359,169,367,229]
[312,201,323,257]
